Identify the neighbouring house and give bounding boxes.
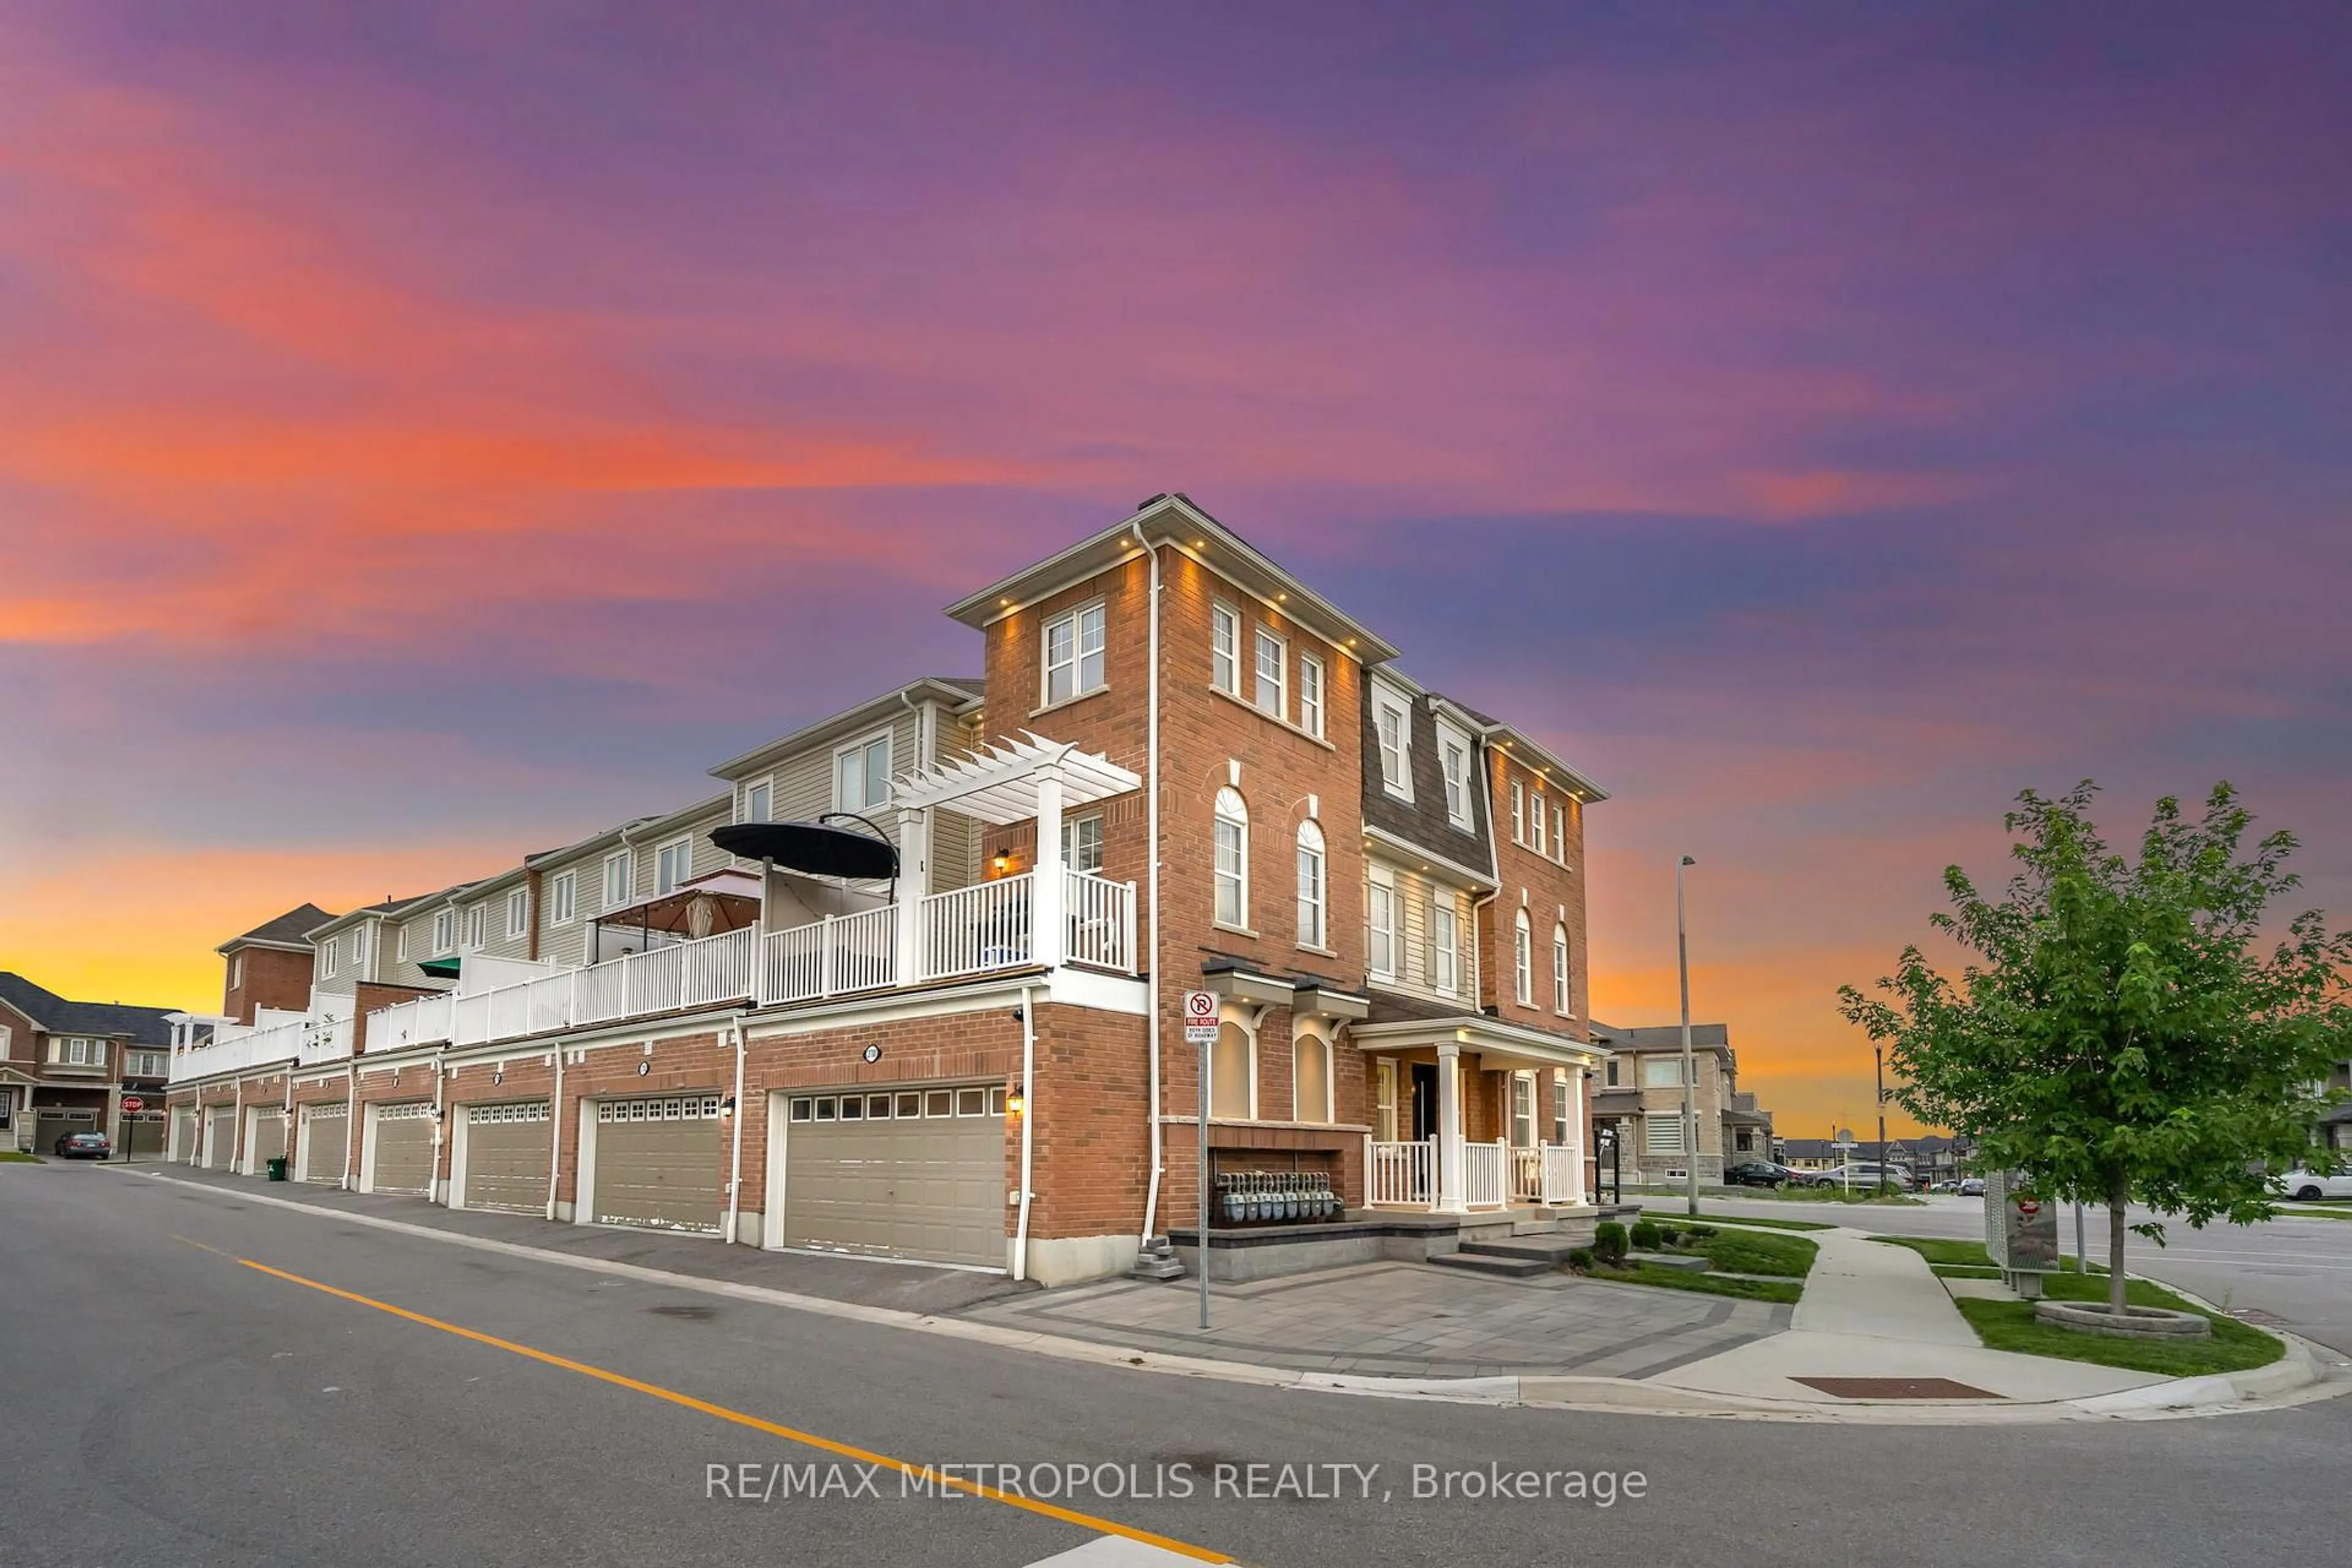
[1583,1022,1765,1186]
[2316,1057,2352,1158]
[164,494,1612,1284]
[0,973,179,1155]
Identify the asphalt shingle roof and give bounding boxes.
[0,973,176,1048]
[223,903,337,949]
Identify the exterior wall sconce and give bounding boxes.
[990,851,1014,876]
[720,1095,737,1117]
[1006,1087,1027,1116]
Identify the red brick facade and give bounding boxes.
[222,944,313,1025]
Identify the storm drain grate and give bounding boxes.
[2227,1308,2290,1328]
[1792,1376,2004,1400]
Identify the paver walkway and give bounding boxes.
[957,1260,1789,1379]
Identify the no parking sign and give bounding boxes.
[1182,990,1219,1046]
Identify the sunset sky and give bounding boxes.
[4,3,2347,1139]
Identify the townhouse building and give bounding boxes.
[165,495,1612,1284]
[1583,1021,1770,1186]
[0,973,176,1155]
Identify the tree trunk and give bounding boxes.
[2106,1179,2128,1317]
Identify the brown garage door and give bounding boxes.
[247,1107,287,1171]
[297,1102,349,1183]
[123,1113,166,1158]
[36,1109,97,1154]
[204,1108,237,1169]
[782,1084,1008,1268]
[460,1101,551,1215]
[368,1102,435,1195]
[590,1095,722,1233]
[172,1108,198,1163]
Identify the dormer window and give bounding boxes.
[1371,684,1412,799]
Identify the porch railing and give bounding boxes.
[1511,1144,1581,1206]
[1463,1139,1508,1210]
[1368,1139,1434,1208]
[356,871,1136,1063]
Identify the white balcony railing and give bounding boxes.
[1368,1139,1434,1208]
[919,873,1035,982]
[1511,1144,1580,1206]
[1463,1139,1508,1210]
[347,872,1135,1069]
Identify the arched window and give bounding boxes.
[1292,1019,1334,1124]
[1294,819,1327,949]
[1213,788,1249,927]
[1513,908,1533,1005]
[1211,1018,1254,1120]
[1552,923,1570,1014]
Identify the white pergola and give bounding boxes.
[891,731,1141,968]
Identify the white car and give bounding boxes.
[2271,1168,2352,1202]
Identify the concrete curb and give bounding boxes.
[119,1166,2350,1427]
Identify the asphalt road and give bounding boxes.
[7,1163,2351,1568]
[1668,1193,2352,1357]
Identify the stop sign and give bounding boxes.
[121,1095,145,1114]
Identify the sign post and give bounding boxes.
[1985,1170,2059,1297]
[1182,990,1220,1329]
[1831,1128,1856,1194]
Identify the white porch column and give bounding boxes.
[1033,765,1065,968]
[892,810,926,985]
[1568,1065,1589,1206]
[1435,1041,1466,1213]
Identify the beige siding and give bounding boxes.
[461,879,534,962]
[1365,852,1479,1008]
[383,907,449,988]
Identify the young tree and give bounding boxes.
[1839,782,2352,1318]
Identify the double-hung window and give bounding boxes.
[1431,897,1458,994]
[465,905,486,951]
[603,851,631,910]
[396,926,410,963]
[1513,908,1533,1005]
[1043,601,1106,706]
[322,937,339,978]
[432,910,455,955]
[1367,870,1397,978]
[1295,820,1327,949]
[1061,813,1104,874]
[1553,924,1570,1014]
[1553,1076,1571,1145]
[506,888,529,940]
[1297,654,1325,737]
[1554,802,1567,862]
[1253,628,1285,718]
[1213,788,1249,928]
[1510,780,1525,845]
[550,871,578,926]
[656,837,693,897]
[835,732,891,813]
[1531,792,1548,855]
[1372,685,1411,798]
[743,779,772,824]
[1210,603,1241,695]
[1512,1074,1535,1147]
[1441,736,1472,827]
[350,924,368,967]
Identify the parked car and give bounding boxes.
[1958,1177,1986,1197]
[53,1130,111,1159]
[1723,1160,1793,1188]
[2270,1168,2352,1202]
[1831,1163,1915,1191]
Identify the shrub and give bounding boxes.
[1593,1221,1629,1265]
[1688,1224,1717,1238]
[1629,1219,1664,1251]
[1566,1247,1596,1273]
[1659,1224,1683,1246]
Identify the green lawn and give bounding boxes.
[1591,1264,1804,1304]
[1870,1236,2103,1273]
[1638,1207,1834,1232]
[1955,1272,2284,1376]
[0,1151,40,1163]
[2274,1204,2352,1224]
[1678,1228,1819,1278]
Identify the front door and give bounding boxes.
[1409,1063,1439,1141]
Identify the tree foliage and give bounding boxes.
[1839,782,2352,1315]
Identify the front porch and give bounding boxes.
[1352,1015,1606,1216]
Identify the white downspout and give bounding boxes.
[1134,522,1166,1245]
[342,1060,356,1189]
[432,1047,448,1205]
[1014,984,1036,1281]
[725,1014,747,1245]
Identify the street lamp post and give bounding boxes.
[1676,855,1698,1218]
[1875,1046,1889,1195]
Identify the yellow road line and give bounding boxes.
[170,1234,229,1256]
[230,1256,1231,1564]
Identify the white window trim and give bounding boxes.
[1531,791,1548,855]
[1213,787,1250,931]
[1513,908,1533,1006]
[432,910,455,956]
[1297,653,1325,739]
[506,887,529,940]
[1367,867,1398,979]
[655,835,695,897]
[1371,684,1413,801]
[1061,813,1105,875]
[396,926,409,963]
[603,850,631,910]
[1431,895,1458,996]
[1437,719,1474,830]
[550,870,578,927]
[741,776,774,824]
[1041,598,1109,709]
[228,953,243,989]
[464,905,486,951]
[1553,923,1571,1015]
[1553,802,1568,864]
[321,936,339,978]
[1210,601,1242,695]
[1375,1059,1398,1143]
[833,728,893,814]
[1295,819,1327,951]
[1253,626,1286,720]
[1510,780,1525,845]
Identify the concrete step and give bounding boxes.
[1428,1250,1555,1280]
[1462,1236,1589,1265]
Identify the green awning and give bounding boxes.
[418,955,461,979]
